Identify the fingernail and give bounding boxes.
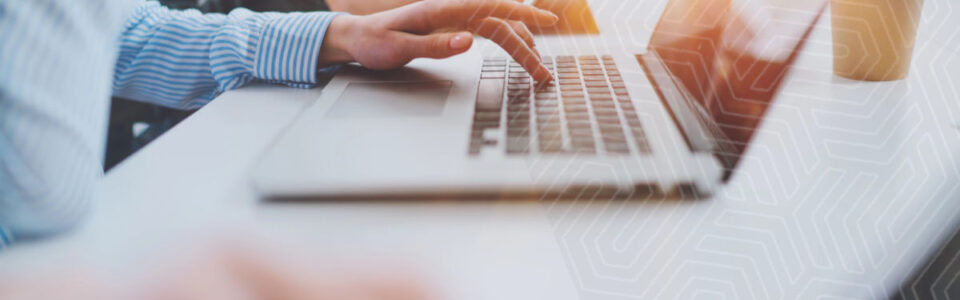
[539,66,553,82]
[449,33,472,50]
[546,12,559,24]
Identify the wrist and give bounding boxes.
[318,14,360,67]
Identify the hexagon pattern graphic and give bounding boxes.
[480,0,960,298]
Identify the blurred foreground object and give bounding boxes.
[530,0,599,34]
[0,244,433,300]
[831,0,923,81]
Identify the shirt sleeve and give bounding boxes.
[113,2,343,110]
[0,227,10,249]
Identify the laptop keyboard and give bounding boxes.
[468,55,652,156]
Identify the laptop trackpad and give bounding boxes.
[326,81,452,118]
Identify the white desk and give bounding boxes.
[3,1,960,299]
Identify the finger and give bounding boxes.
[507,20,536,50]
[454,0,559,27]
[396,31,474,60]
[390,0,558,33]
[470,18,553,82]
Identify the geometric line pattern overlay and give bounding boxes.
[530,0,960,299]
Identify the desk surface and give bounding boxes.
[3,1,960,299]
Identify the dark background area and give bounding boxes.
[898,219,960,300]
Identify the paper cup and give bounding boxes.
[831,0,924,81]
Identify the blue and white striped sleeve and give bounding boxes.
[113,2,343,110]
[0,227,9,249]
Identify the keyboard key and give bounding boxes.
[595,114,620,124]
[533,81,557,93]
[535,92,558,99]
[538,128,563,138]
[564,112,591,120]
[506,138,530,154]
[537,121,562,131]
[481,72,505,79]
[506,122,530,130]
[582,70,603,75]
[585,81,608,88]
[507,102,529,109]
[586,87,611,94]
[537,107,559,114]
[603,131,628,141]
[571,134,595,144]
[475,78,504,113]
[604,142,631,154]
[507,125,530,133]
[580,65,602,71]
[539,143,564,153]
[598,123,623,133]
[562,98,587,105]
[583,75,606,82]
[508,90,530,97]
[571,143,596,153]
[563,104,589,113]
[535,102,560,109]
[592,101,616,109]
[508,102,530,109]
[561,91,585,98]
[567,121,593,130]
[475,111,500,121]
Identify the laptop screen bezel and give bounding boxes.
[637,0,828,181]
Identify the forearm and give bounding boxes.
[113,2,343,110]
[317,14,360,66]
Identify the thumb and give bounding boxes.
[398,31,474,60]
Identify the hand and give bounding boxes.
[319,0,559,82]
[325,0,420,15]
[142,247,433,300]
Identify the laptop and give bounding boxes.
[251,0,827,199]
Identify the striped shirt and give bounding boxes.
[0,0,341,248]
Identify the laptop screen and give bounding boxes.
[645,0,827,179]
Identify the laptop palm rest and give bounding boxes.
[325,81,453,118]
